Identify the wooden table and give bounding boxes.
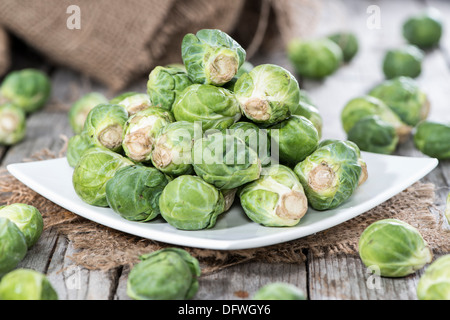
[1,0,449,300]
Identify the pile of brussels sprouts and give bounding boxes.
[0,203,58,300]
[0,69,51,146]
[339,9,450,159]
[68,28,368,231]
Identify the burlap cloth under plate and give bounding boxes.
[0,153,449,275]
[0,0,321,91]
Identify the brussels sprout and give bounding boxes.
[0,204,43,248]
[127,248,201,300]
[240,165,308,227]
[414,121,450,160]
[123,107,174,163]
[0,217,28,277]
[253,283,306,300]
[347,116,399,155]
[110,92,139,105]
[0,103,26,146]
[417,255,450,300]
[192,133,261,190]
[289,101,323,138]
[159,175,225,231]
[83,104,128,153]
[181,29,246,86]
[369,77,430,127]
[234,64,299,126]
[106,166,170,222]
[403,8,443,49]
[66,132,96,168]
[269,116,319,167]
[294,141,362,211]
[318,139,368,187]
[72,147,134,207]
[383,46,424,80]
[68,92,108,134]
[0,269,58,300]
[151,121,199,177]
[0,69,51,113]
[227,122,271,167]
[341,95,412,143]
[173,84,241,131]
[287,38,343,79]
[358,219,433,278]
[327,32,359,63]
[147,66,193,112]
[115,93,153,116]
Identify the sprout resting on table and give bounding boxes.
[403,8,443,49]
[253,282,307,300]
[383,45,424,80]
[417,254,450,300]
[68,92,108,134]
[0,103,26,146]
[0,217,28,277]
[127,248,201,300]
[0,269,58,300]
[414,121,450,160]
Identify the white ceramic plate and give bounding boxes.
[7,153,438,251]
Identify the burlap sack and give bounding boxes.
[0,0,319,90]
[0,27,10,76]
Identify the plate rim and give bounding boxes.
[6,153,439,250]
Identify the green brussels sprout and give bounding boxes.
[68,92,108,134]
[289,101,323,138]
[234,64,299,126]
[109,92,139,105]
[192,132,262,190]
[106,166,170,222]
[0,217,28,277]
[414,121,450,160]
[173,84,241,131]
[181,29,246,86]
[115,93,153,116]
[270,115,320,167]
[383,46,424,80]
[294,141,362,211]
[417,255,450,300]
[287,38,343,79]
[66,132,96,168]
[318,139,368,187]
[369,77,430,127]
[403,8,443,49]
[0,269,58,300]
[327,32,359,63]
[0,69,51,113]
[0,103,26,146]
[358,219,433,278]
[72,147,134,207]
[253,283,306,300]
[147,66,193,112]
[0,204,43,248]
[127,248,201,300]
[83,104,128,153]
[239,165,308,227]
[123,107,174,163]
[159,175,225,231]
[341,95,412,143]
[347,116,399,155]
[151,121,199,177]
[227,122,271,167]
